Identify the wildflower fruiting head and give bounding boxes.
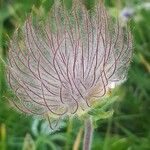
[7,1,132,123]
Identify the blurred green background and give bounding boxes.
[0,0,150,150]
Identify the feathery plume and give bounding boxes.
[7,1,133,125]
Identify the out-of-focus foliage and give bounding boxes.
[0,0,150,150]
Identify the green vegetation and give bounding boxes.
[0,0,150,149]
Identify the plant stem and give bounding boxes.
[83,117,93,150]
[65,117,73,150]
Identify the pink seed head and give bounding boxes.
[7,1,133,120]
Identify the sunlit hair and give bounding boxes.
[7,1,132,126]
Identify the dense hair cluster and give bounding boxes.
[7,1,132,122]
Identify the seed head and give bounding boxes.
[7,1,133,123]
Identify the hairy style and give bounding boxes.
[7,1,133,123]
